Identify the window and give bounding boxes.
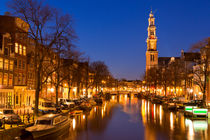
[53,117,61,125]
[9,61,13,71]
[22,61,25,69]
[23,74,25,84]
[14,72,18,85]
[30,62,33,68]
[14,59,17,68]
[28,73,30,79]
[36,120,52,125]
[150,55,154,62]
[18,73,22,84]
[3,73,8,86]
[0,72,2,85]
[16,96,18,104]
[23,46,26,56]
[9,74,13,86]
[151,21,154,25]
[150,31,154,36]
[4,59,8,70]
[19,60,21,69]
[19,44,22,55]
[15,43,18,53]
[4,48,9,56]
[0,58,3,69]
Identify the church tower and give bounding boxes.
[146,10,158,72]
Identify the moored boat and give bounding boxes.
[167,102,177,111]
[26,114,70,139]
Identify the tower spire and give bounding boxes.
[146,11,158,72]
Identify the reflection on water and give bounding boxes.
[72,118,76,130]
[140,99,209,140]
[65,95,209,140]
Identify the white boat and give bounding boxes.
[26,114,70,139]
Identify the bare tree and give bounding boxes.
[190,37,210,106]
[90,61,110,94]
[168,59,183,96]
[159,66,172,96]
[8,0,76,115]
[145,67,161,95]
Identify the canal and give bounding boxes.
[61,94,209,140]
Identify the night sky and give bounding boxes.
[0,0,210,80]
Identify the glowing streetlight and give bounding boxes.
[50,88,54,92]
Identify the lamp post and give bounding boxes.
[50,87,54,101]
[190,89,193,100]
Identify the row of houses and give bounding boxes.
[0,15,97,109]
[152,48,210,104]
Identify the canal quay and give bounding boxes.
[55,94,209,140]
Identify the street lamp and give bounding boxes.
[50,88,54,93]
[190,89,193,100]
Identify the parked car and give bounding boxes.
[0,108,21,124]
[35,99,56,114]
[72,99,82,106]
[58,98,75,108]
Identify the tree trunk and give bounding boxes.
[56,85,59,106]
[164,83,167,97]
[68,84,71,99]
[155,82,157,95]
[202,61,208,107]
[34,69,41,116]
[77,82,80,97]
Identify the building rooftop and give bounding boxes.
[182,52,201,61]
[158,57,180,67]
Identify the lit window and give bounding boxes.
[3,73,8,86]
[9,61,13,71]
[23,46,26,56]
[15,43,18,53]
[0,58,3,69]
[9,74,13,86]
[19,44,22,55]
[4,59,8,70]
[0,72,2,85]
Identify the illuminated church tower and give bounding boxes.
[146,10,158,72]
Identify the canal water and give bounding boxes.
[62,94,209,140]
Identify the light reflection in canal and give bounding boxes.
[65,95,209,140]
[140,99,209,140]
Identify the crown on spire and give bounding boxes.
[149,10,154,17]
